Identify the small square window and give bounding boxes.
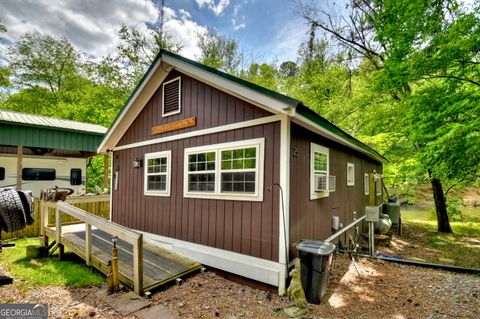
[144,151,171,196]
[347,163,355,186]
[364,173,370,195]
[0,167,4,181]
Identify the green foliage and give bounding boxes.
[0,238,104,289]
[446,197,464,222]
[86,155,109,193]
[196,31,243,74]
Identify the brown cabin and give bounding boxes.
[98,50,386,294]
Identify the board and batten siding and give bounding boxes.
[289,123,382,257]
[112,122,281,262]
[117,70,273,147]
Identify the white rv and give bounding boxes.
[0,154,86,197]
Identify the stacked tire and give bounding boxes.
[0,188,34,233]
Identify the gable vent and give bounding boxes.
[162,77,181,116]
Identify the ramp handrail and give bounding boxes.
[40,200,143,294]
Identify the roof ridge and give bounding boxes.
[0,108,106,128]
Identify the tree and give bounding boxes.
[0,19,11,89]
[297,0,480,232]
[116,24,183,83]
[196,31,244,74]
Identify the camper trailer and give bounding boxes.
[0,152,86,197]
[0,110,107,197]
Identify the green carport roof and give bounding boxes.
[0,109,107,152]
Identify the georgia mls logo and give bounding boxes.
[0,303,48,319]
[32,304,47,317]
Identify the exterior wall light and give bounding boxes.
[132,158,142,168]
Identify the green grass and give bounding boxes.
[0,238,104,289]
[400,206,480,268]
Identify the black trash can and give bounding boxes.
[296,240,336,304]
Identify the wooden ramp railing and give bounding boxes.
[40,200,144,294]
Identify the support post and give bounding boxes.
[85,224,92,266]
[104,154,109,191]
[16,145,23,190]
[55,204,62,243]
[369,221,375,257]
[133,234,143,295]
[112,246,119,291]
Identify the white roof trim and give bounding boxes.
[293,114,384,163]
[97,58,170,153]
[162,55,295,117]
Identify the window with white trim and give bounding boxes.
[376,173,383,196]
[184,138,264,201]
[364,173,370,195]
[310,143,329,200]
[144,151,171,196]
[347,162,355,186]
[162,77,181,117]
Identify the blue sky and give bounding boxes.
[0,0,313,64]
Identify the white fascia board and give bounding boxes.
[97,59,170,154]
[293,114,383,163]
[162,55,296,117]
[140,230,284,288]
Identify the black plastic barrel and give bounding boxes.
[296,240,336,304]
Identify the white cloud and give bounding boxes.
[232,18,246,31]
[0,0,208,61]
[195,0,231,16]
[233,4,241,17]
[269,17,308,61]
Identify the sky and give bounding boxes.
[0,0,316,64]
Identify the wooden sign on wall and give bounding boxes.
[151,117,196,135]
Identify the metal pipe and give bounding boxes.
[357,254,480,275]
[325,215,365,243]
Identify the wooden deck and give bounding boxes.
[45,224,202,292]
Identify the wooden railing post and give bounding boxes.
[133,234,143,295]
[40,200,45,236]
[85,224,92,266]
[55,204,62,243]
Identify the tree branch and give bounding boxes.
[445,179,464,196]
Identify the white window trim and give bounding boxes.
[184,138,265,201]
[347,162,355,186]
[375,173,383,196]
[310,143,329,200]
[144,150,172,196]
[162,76,181,117]
[364,173,370,195]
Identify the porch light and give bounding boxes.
[132,157,142,168]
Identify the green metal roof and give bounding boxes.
[0,109,107,152]
[0,110,107,134]
[296,106,388,163]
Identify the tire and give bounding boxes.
[0,188,27,232]
[17,190,34,225]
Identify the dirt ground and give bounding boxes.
[1,253,479,319]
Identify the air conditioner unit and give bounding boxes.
[314,174,328,192]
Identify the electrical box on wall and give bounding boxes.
[365,205,381,222]
[331,216,340,231]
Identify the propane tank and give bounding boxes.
[374,213,392,235]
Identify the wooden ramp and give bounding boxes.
[40,200,201,294]
[66,228,202,291]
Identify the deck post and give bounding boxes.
[85,224,92,266]
[133,234,143,295]
[39,200,45,237]
[55,204,62,243]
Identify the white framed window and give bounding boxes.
[162,77,181,117]
[144,150,171,196]
[347,162,355,186]
[329,175,336,192]
[184,138,264,201]
[375,173,383,196]
[364,173,370,195]
[310,143,329,200]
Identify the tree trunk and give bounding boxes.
[430,177,453,233]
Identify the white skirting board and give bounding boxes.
[139,230,285,290]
